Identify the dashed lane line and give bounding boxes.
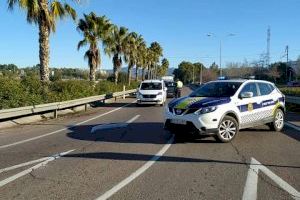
[95,135,174,200]
[0,101,136,150]
[0,149,75,187]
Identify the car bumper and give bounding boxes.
[164,108,219,135]
[137,97,164,105]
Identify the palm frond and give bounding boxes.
[64,4,76,20]
[51,1,65,19]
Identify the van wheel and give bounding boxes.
[215,116,238,143]
[268,109,284,132]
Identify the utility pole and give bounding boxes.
[200,64,203,84]
[192,65,195,83]
[219,40,222,77]
[285,45,289,83]
[266,26,271,67]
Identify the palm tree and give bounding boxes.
[124,32,138,86]
[135,36,146,81]
[149,42,163,79]
[8,0,78,82]
[104,26,129,84]
[77,13,112,82]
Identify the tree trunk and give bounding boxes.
[38,0,50,82]
[113,54,120,85]
[142,68,145,81]
[135,67,139,81]
[114,66,118,85]
[127,65,132,86]
[90,64,96,82]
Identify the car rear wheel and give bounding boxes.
[268,109,284,132]
[215,116,238,143]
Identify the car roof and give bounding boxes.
[210,79,274,84]
[141,79,163,83]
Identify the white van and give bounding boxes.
[136,80,167,106]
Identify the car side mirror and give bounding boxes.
[240,92,253,99]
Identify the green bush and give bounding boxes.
[0,76,140,109]
[0,77,26,109]
[49,80,96,102]
[280,87,300,96]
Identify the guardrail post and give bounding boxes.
[123,85,126,99]
[85,104,88,111]
[54,109,58,119]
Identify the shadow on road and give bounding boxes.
[67,122,172,144]
[240,126,300,142]
[62,151,300,169]
[66,122,224,144]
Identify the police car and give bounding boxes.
[164,79,285,142]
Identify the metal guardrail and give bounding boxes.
[286,96,300,105]
[0,88,137,120]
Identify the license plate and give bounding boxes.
[171,119,186,125]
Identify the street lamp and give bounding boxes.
[207,33,235,77]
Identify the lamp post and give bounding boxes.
[207,33,235,77]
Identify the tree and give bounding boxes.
[104,26,129,84]
[124,32,138,86]
[77,13,112,82]
[148,42,163,79]
[135,36,146,81]
[8,0,78,82]
[157,58,169,77]
[267,65,280,83]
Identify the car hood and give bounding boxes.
[168,96,231,109]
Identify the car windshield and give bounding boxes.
[140,82,162,90]
[190,82,242,97]
[165,82,176,87]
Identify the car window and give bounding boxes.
[165,82,176,87]
[258,83,272,96]
[268,84,275,92]
[239,83,258,97]
[140,82,162,90]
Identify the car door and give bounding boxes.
[237,83,261,128]
[257,82,277,121]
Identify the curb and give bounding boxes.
[285,122,300,132]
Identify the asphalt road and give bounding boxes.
[0,87,299,200]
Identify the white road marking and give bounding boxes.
[95,135,174,200]
[242,157,300,200]
[126,115,140,124]
[285,122,300,132]
[0,149,75,187]
[91,115,140,134]
[0,101,136,150]
[0,157,50,174]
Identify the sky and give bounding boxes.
[0,0,300,70]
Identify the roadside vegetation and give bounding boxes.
[0,75,139,109]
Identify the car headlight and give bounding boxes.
[157,92,163,96]
[195,106,217,115]
[137,92,142,97]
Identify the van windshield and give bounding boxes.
[141,82,162,90]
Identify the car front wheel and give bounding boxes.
[215,116,239,143]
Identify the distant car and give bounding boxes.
[287,81,300,87]
[164,79,285,142]
[164,81,176,98]
[136,80,167,106]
